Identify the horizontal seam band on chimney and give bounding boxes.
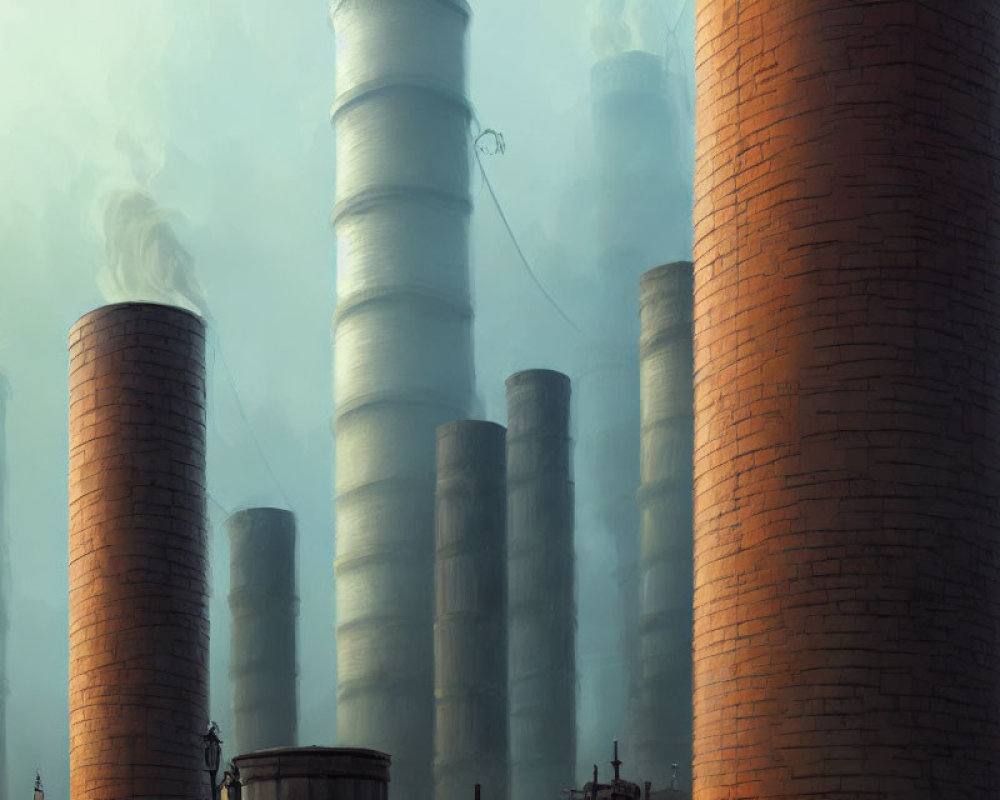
[330,76,472,123]
[331,184,471,226]
[334,391,469,425]
[330,0,470,22]
[636,476,693,505]
[333,286,472,327]
[638,325,695,356]
[338,674,433,700]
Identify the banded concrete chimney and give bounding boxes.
[227,507,298,755]
[433,421,508,800]
[634,263,693,789]
[329,2,475,796]
[505,370,575,800]
[68,303,208,799]
[693,2,1000,796]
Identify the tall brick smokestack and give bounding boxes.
[329,1,475,797]
[634,262,693,790]
[433,421,508,800]
[692,3,1000,798]
[68,303,208,800]
[506,370,575,800]
[228,507,298,755]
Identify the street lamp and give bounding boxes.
[203,721,222,800]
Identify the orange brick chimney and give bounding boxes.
[68,303,208,799]
[692,2,1000,797]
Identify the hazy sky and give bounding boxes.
[0,2,694,798]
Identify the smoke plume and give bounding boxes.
[591,0,631,60]
[590,0,664,60]
[98,189,207,316]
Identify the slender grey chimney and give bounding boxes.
[505,370,575,800]
[227,507,298,755]
[633,263,694,787]
[329,1,475,798]
[433,421,508,800]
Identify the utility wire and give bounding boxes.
[206,327,295,513]
[471,127,587,337]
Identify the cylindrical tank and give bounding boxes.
[505,370,575,800]
[433,421,508,800]
[234,747,390,800]
[633,263,693,790]
[329,2,475,798]
[693,2,1000,797]
[68,303,208,800]
[228,507,298,756]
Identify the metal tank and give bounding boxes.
[68,303,208,800]
[234,746,390,800]
[433,421,508,800]
[228,507,298,756]
[693,1,1000,796]
[505,370,575,800]
[329,1,475,797]
[633,263,693,790]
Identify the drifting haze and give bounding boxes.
[0,1,694,797]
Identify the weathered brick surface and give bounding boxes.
[68,303,208,800]
[692,3,1000,798]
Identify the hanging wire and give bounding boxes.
[471,125,587,337]
[205,325,295,513]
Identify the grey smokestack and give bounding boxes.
[433,421,508,800]
[576,48,685,766]
[227,507,298,755]
[329,1,475,798]
[505,370,575,800]
[634,263,693,787]
[0,372,8,800]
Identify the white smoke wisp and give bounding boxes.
[590,0,666,60]
[98,189,208,317]
[591,0,631,60]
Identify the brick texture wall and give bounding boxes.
[692,2,1000,798]
[68,303,208,800]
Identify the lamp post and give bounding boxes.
[203,722,222,800]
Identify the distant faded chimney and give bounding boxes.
[228,507,298,755]
[578,48,689,766]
